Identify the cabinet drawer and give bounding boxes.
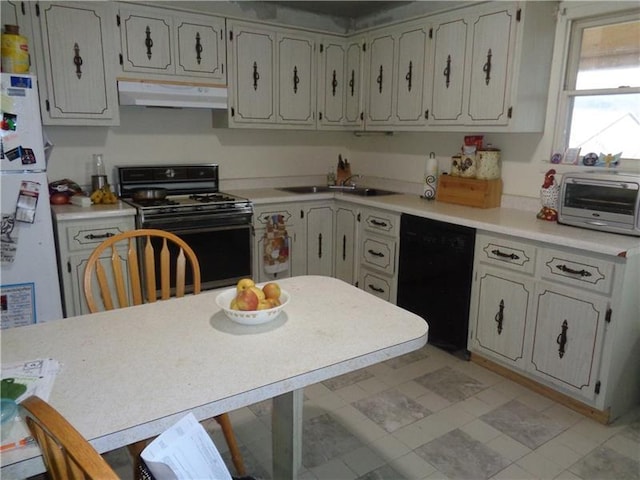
[476,234,536,275]
[540,249,614,295]
[361,235,395,274]
[362,210,399,237]
[254,207,297,228]
[66,221,134,252]
[360,270,392,302]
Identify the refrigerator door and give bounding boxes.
[1,171,63,327]
[1,74,46,172]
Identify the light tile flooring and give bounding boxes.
[100,344,640,480]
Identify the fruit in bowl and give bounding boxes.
[217,279,289,325]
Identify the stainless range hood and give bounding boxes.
[117,81,228,109]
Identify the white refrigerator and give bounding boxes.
[1,73,62,328]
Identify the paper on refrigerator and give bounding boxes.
[141,412,232,480]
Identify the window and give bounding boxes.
[555,10,640,163]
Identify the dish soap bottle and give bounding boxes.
[422,152,438,199]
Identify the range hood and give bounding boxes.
[117,81,228,109]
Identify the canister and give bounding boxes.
[476,147,501,180]
[450,155,462,176]
[1,25,29,73]
[459,154,477,178]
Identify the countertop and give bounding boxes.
[51,201,136,221]
[229,188,640,258]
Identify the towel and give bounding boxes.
[263,214,290,275]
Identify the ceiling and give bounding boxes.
[269,1,413,19]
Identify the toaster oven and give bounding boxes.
[558,171,640,236]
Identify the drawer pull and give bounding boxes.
[556,319,568,358]
[494,299,504,335]
[370,219,388,228]
[85,232,115,240]
[556,264,592,277]
[491,249,519,260]
[318,233,322,258]
[368,284,384,293]
[342,235,346,261]
[367,249,385,258]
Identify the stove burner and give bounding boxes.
[189,193,234,203]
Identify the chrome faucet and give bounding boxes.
[341,174,362,187]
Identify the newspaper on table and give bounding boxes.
[1,358,60,452]
[141,412,232,480]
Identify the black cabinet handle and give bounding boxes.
[444,54,451,88]
[368,284,384,293]
[342,235,346,261]
[494,299,504,334]
[367,249,384,258]
[556,319,568,358]
[405,61,413,91]
[376,65,383,93]
[349,70,355,96]
[483,49,492,85]
[370,219,388,228]
[145,26,154,60]
[318,233,322,258]
[252,61,260,90]
[491,249,520,260]
[555,264,592,277]
[331,70,338,96]
[195,32,203,65]
[85,232,115,240]
[293,66,299,94]
[73,43,83,79]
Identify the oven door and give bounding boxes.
[141,219,253,292]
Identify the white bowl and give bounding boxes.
[216,286,289,325]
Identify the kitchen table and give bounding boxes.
[0,275,428,479]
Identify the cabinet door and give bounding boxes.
[467,7,515,124]
[334,206,358,284]
[305,205,334,276]
[359,268,393,302]
[429,17,467,124]
[345,40,364,126]
[472,267,531,367]
[366,32,395,124]
[228,22,276,124]
[277,31,315,125]
[119,7,173,74]
[34,2,119,125]
[318,38,346,127]
[395,25,428,124]
[530,283,608,401]
[175,14,226,81]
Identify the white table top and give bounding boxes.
[0,276,428,478]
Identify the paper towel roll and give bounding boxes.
[423,154,439,199]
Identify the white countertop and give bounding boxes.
[1,276,427,479]
[51,201,136,221]
[230,188,640,258]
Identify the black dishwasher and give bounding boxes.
[397,214,476,354]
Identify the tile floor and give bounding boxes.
[99,344,640,479]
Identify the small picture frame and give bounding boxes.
[562,147,581,165]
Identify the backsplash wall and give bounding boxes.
[44,106,548,198]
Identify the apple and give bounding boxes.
[266,297,281,308]
[230,298,239,310]
[236,278,255,293]
[235,289,259,311]
[257,299,272,310]
[262,282,281,300]
[249,286,266,301]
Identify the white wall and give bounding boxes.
[44,105,549,198]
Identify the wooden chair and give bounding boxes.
[20,395,119,480]
[83,228,246,477]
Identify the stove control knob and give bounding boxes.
[164,168,176,179]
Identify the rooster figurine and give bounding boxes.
[537,169,560,221]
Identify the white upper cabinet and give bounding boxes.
[277,31,316,125]
[317,36,364,130]
[32,2,120,126]
[428,1,556,131]
[365,20,429,129]
[225,20,316,129]
[118,4,226,84]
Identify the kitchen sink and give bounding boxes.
[278,185,400,196]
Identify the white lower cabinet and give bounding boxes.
[52,210,135,317]
[303,202,334,276]
[469,231,640,422]
[357,207,400,304]
[334,203,358,284]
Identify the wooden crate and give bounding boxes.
[436,176,502,208]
